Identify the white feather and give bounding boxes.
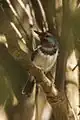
[33,49,58,73]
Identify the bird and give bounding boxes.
[31,31,59,119]
[31,31,59,73]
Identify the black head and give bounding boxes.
[34,31,59,55]
[34,31,59,48]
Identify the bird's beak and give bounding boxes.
[34,30,42,36]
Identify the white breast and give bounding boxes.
[33,49,58,73]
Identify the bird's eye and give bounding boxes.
[45,34,49,37]
[43,37,48,41]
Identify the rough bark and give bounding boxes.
[66,49,79,119]
[31,0,44,30]
[0,0,79,120]
[0,44,30,101]
[55,0,79,119]
[40,0,56,33]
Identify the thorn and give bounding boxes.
[72,64,78,71]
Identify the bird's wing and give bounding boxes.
[31,45,41,61]
[31,49,38,61]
